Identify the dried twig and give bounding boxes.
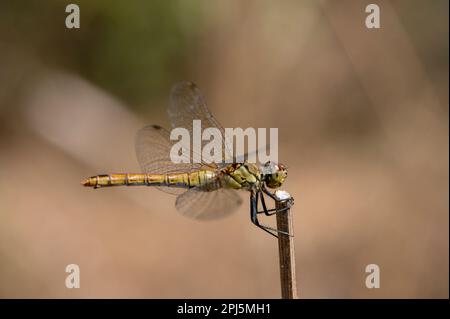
[276,198,298,299]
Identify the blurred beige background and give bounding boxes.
[0,0,448,298]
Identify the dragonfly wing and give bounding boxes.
[135,124,205,195]
[169,81,235,166]
[175,187,243,220]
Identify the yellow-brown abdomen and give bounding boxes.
[82,173,164,188]
[82,170,218,189]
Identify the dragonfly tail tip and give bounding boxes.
[81,178,91,187]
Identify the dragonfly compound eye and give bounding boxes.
[264,163,288,189]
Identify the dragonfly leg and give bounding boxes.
[262,185,278,200]
[251,193,278,238]
[250,192,291,238]
[257,191,290,216]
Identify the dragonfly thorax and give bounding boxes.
[261,161,288,189]
[221,162,262,190]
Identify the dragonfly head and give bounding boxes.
[261,161,288,189]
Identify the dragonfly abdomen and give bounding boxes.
[82,170,219,189]
[82,173,163,188]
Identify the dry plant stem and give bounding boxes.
[276,199,298,299]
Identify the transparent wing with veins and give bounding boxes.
[135,82,243,218]
[169,81,273,166]
[135,124,208,195]
[175,186,243,220]
[135,124,242,219]
[168,81,235,166]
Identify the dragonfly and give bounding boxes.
[82,81,293,237]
